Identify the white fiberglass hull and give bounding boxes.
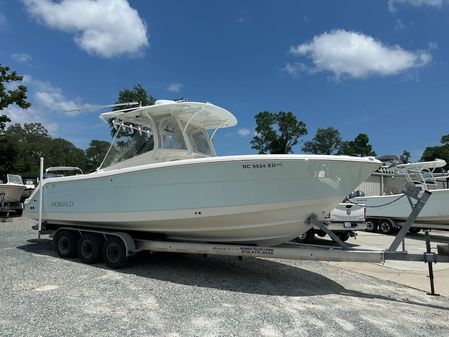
[352,189,449,226]
[0,184,26,203]
[25,155,380,246]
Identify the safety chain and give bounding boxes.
[349,194,406,208]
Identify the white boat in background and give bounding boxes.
[0,174,26,204]
[351,159,449,232]
[25,100,381,246]
[44,166,83,179]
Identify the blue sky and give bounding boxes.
[1,0,449,160]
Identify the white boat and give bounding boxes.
[351,159,449,229]
[44,166,83,179]
[0,174,26,204]
[24,100,381,246]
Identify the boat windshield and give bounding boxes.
[101,123,154,168]
[158,117,187,150]
[7,174,23,184]
[186,124,213,155]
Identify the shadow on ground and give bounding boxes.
[406,231,449,244]
[17,238,449,311]
[19,238,346,297]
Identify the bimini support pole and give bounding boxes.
[38,157,44,241]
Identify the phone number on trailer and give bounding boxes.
[242,163,282,169]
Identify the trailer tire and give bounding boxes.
[379,219,395,234]
[408,227,421,234]
[77,233,104,264]
[54,230,79,258]
[365,220,377,232]
[337,232,350,242]
[295,229,315,243]
[103,236,128,269]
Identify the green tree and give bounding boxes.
[302,127,342,155]
[421,134,449,170]
[1,123,89,177]
[3,123,50,177]
[0,137,18,181]
[400,150,411,164]
[251,111,307,154]
[85,139,111,172]
[0,64,31,132]
[338,133,376,157]
[114,84,155,109]
[111,84,156,135]
[441,134,449,145]
[45,138,87,171]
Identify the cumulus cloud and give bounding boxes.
[5,75,95,135]
[388,0,443,12]
[6,105,59,134]
[288,29,431,79]
[22,0,149,58]
[238,128,251,137]
[11,53,32,63]
[167,83,184,93]
[24,77,89,117]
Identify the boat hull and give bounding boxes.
[0,184,26,203]
[25,155,380,246]
[352,189,449,226]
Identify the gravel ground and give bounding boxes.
[1,218,449,337]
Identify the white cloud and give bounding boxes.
[4,75,95,135]
[289,29,431,79]
[167,83,184,93]
[283,63,307,78]
[11,53,32,63]
[0,12,6,28]
[6,105,59,134]
[23,0,149,58]
[238,128,251,137]
[394,18,406,31]
[388,0,443,12]
[428,41,438,50]
[24,77,88,117]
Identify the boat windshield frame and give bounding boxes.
[99,112,216,170]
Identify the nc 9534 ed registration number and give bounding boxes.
[242,163,282,169]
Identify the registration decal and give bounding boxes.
[242,163,282,169]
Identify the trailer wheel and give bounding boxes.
[53,230,79,258]
[295,229,315,243]
[103,236,128,269]
[379,220,395,234]
[77,233,104,264]
[337,232,350,242]
[365,220,377,232]
[408,227,421,234]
